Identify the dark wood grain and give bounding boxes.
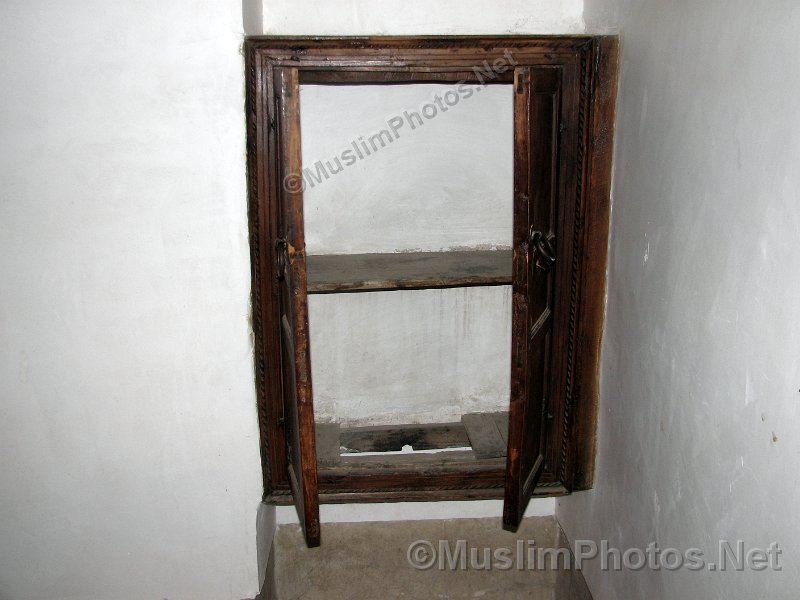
[275,66,321,547]
[306,250,512,293]
[503,64,558,531]
[244,36,618,532]
[570,37,619,491]
[313,483,568,505]
[265,477,568,505]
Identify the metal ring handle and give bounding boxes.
[275,238,288,281]
[529,229,556,271]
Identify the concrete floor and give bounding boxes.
[266,516,592,600]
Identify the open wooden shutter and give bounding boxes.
[504,66,562,530]
[274,67,320,547]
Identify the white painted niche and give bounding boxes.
[301,83,513,429]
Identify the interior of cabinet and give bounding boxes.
[245,36,618,547]
[302,82,513,469]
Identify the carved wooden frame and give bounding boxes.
[244,35,618,505]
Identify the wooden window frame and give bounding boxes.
[245,36,617,541]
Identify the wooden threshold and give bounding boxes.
[306,250,512,293]
[315,484,569,504]
[264,483,569,505]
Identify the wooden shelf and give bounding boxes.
[315,416,509,467]
[306,250,512,294]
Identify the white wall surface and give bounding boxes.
[0,1,262,599]
[301,83,513,255]
[310,287,512,426]
[559,1,800,598]
[264,0,584,35]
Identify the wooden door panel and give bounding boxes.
[504,66,562,530]
[274,67,320,547]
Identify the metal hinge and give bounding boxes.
[275,237,288,281]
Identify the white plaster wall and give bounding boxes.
[301,84,513,255]
[256,501,277,590]
[0,1,262,599]
[264,0,584,36]
[558,1,800,598]
[310,287,511,426]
